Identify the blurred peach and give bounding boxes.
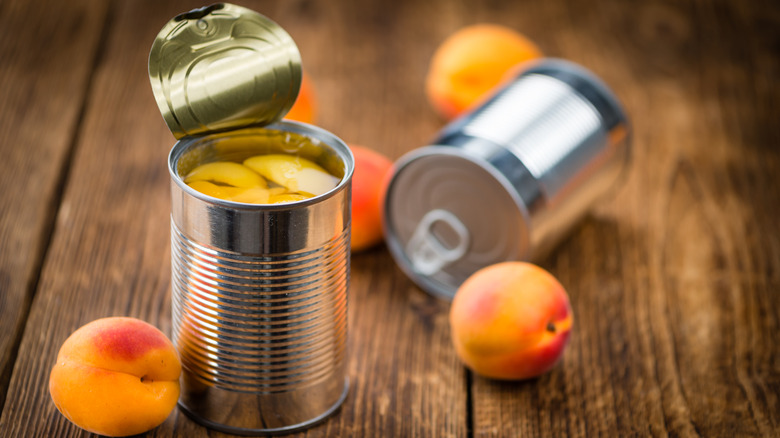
[349,144,393,252]
[426,24,542,120]
[49,317,181,436]
[450,262,572,380]
[285,70,318,124]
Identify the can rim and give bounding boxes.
[383,145,532,300]
[168,120,354,210]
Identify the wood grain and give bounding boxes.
[0,0,777,437]
[468,0,780,436]
[0,0,466,436]
[0,0,108,413]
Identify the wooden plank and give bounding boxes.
[469,0,780,436]
[3,0,777,436]
[0,0,468,436]
[0,0,108,413]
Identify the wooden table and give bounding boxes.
[1,0,777,436]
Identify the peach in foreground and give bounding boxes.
[49,317,181,437]
[449,262,572,380]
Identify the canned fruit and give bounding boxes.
[449,262,572,380]
[350,145,393,252]
[229,187,273,204]
[49,317,181,437]
[183,153,339,204]
[231,187,287,204]
[243,154,339,196]
[284,71,318,124]
[425,24,542,120]
[268,193,311,204]
[187,180,247,200]
[188,179,296,204]
[184,161,268,188]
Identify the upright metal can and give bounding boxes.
[384,59,631,300]
[149,4,350,434]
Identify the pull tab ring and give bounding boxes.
[406,209,470,276]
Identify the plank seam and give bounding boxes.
[0,0,117,417]
[466,368,474,438]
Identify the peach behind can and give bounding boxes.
[149,4,351,434]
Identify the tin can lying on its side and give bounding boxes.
[384,59,631,300]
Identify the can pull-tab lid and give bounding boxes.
[406,210,470,276]
[149,3,302,139]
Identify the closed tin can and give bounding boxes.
[384,59,631,300]
[149,4,350,434]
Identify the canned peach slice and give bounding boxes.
[243,154,338,196]
[268,193,312,204]
[187,180,247,200]
[184,161,267,188]
[230,187,272,204]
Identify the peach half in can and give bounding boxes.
[183,153,339,204]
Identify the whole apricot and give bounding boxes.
[449,262,572,380]
[49,317,181,437]
[426,24,542,120]
[285,70,318,124]
[350,144,393,252]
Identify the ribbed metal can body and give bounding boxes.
[168,121,352,435]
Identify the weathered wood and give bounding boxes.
[1,0,778,436]
[0,0,108,413]
[0,0,177,434]
[469,0,780,436]
[0,0,467,436]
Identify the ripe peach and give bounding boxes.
[49,317,181,437]
[285,70,318,124]
[349,144,393,252]
[425,24,543,120]
[449,262,572,380]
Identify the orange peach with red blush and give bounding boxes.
[349,144,393,252]
[449,262,572,380]
[49,317,181,436]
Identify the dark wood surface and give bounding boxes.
[1,0,777,436]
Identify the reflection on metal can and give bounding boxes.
[384,59,631,300]
[150,4,351,434]
[169,123,352,434]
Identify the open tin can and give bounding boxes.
[149,4,350,434]
[384,59,631,300]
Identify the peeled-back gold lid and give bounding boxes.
[149,3,302,139]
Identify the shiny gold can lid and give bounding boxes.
[149,3,302,139]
